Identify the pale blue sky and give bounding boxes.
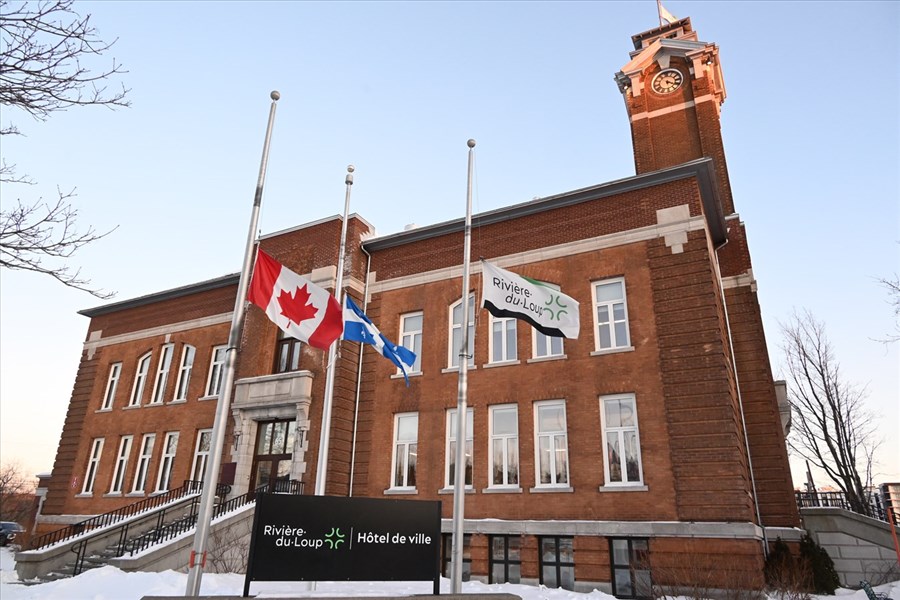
[1,1,897,486]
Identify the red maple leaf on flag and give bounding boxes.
[277,285,318,326]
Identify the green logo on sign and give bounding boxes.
[324,527,345,549]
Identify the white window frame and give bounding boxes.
[109,435,134,494]
[399,312,423,374]
[172,344,195,402]
[488,404,519,488]
[445,408,474,489]
[390,412,418,490]
[601,394,644,486]
[155,432,179,493]
[448,295,475,369]
[100,362,122,410]
[488,313,517,364]
[81,438,104,494]
[149,343,174,405]
[190,429,213,482]
[592,277,631,351]
[129,352,152,407]
[131,433,156,494]
[533,400,570,487]
[205,345,228,397]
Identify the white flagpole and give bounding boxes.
[314,165,355,496]
[185,90,280,597]
[451,139,476,594]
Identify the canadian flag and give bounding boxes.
[248,249,343,350]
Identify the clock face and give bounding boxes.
[652,69,684,94]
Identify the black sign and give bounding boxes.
[244,494,441,594]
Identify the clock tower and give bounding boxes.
[615,18,734,215]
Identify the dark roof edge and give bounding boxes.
[79,273,240,318]
[363,158,727,252]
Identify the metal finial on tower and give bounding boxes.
[346,164,355,185]
[467,139,476,148]
[270,90,280,101]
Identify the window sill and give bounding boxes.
[482,360,520,369]
[168,399,187,405]
[391,372,422,381]
[126,492,146,498]
[597,484,648,492]
[145,402,164,408]
[590,346,635,356]
[529,486,574,493]
[75,493,93,498]
[438,487,474,495]
[527,354,567,364]
[102,492,124,498]
[198,395,218,401]
[96,408,113,413]
[441,365,477,374]
[481,487,523,494]
[384,488,417,496]
[123,405,141,410]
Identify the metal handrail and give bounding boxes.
[127,479,304,556]
[795,491,894,523]
[30,480,207,551]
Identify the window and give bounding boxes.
[101,363,122,410]
[593,278,630,350]
[449,295,475,368]
[490,535,522,583]
[445,408,473,489]
[534,400,569,487]
[441,533,471,581]
[489,405,519,487]
[206,345,227,397]
[539,536,575,590]
[173,345,195,401]
[601,394,644,485]
[81,438,104,494]
[129,352,152,407]
[400,312,423,373]
[391,413,418,489]
[149,343,174,404]
[109,435,133,493]
[190,429,213,482]
[155,432,179,492]
[533,331,564,359]
[610,538,651,598]
[274,333,302,373]
[131,433,156,494]
[489,314,517,363]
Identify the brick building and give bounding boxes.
[34,18,799,595]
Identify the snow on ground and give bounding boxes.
[1,546,897,600]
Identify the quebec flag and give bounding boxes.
[343,295,417,386]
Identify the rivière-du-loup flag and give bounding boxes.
[343,295,417,386]
[480,260,580,339]
[248,249,343,350]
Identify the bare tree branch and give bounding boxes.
[876,274,900,344]
[0,0,128,297]
[781,309,879,516]
[0,191,116,297]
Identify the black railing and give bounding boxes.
[30,480,208,551]
[126,479,304,556]
[795,491,896,524]
[29,478,300,577]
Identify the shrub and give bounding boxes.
[798,534,839,595]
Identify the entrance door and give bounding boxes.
[250,419,297,493]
